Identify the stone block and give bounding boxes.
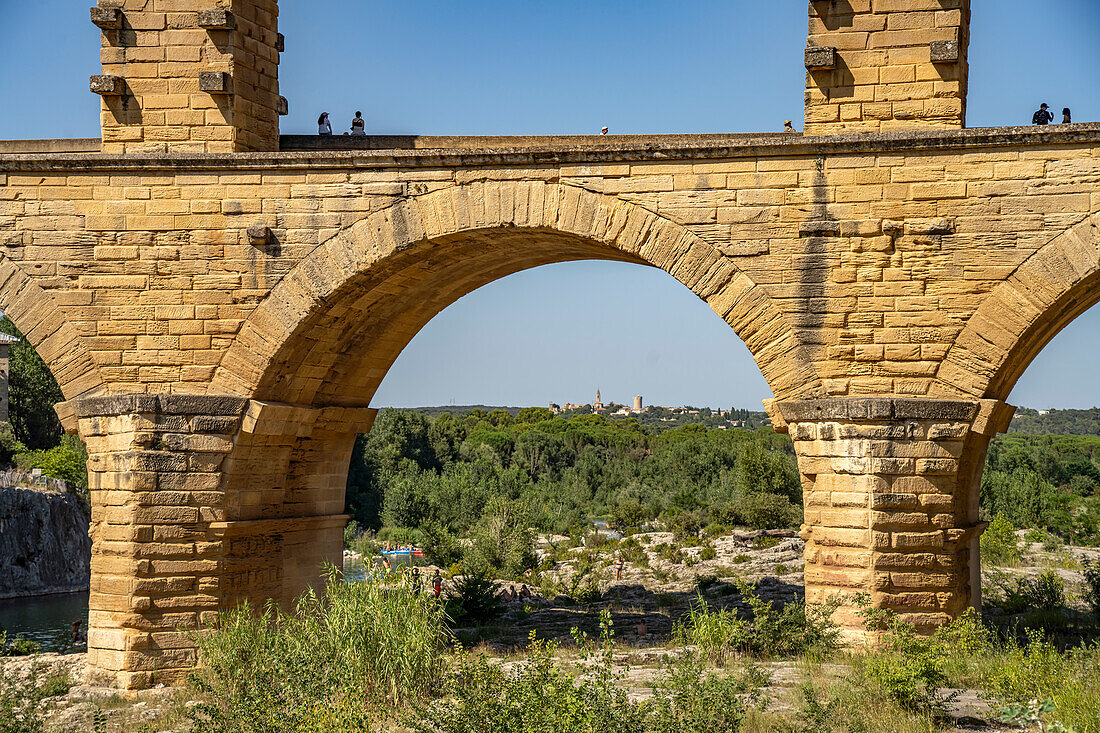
[805,46,838,70]
[90,75,124,96]
[198,71,231,95]
[246,225,270,245]
[90,7,122,30]
[197,9,234,30]
[930,40,960,63]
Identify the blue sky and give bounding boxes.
[1,1,1098,409]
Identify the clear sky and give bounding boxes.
[0,1,1098,410]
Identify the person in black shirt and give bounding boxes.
[1032,103,1053,125]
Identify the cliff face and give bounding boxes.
[0,487,90,598]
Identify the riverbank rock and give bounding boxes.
[0,486,90,598]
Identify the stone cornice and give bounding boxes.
[1,124,1099,172]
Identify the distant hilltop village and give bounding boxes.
[548,389,748,424]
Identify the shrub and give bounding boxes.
[992,569,1067,614]
[186,567,447,731]
[675,581,839,664]
[418,519,462,568]
[0,423,25,466]
[751,534,781,550]
[445,571,504,625]
[738,492,800,529]
[733,554,750,564]
[463,499,536,579]
[619,537,648,567]
[0,663,70,733]
[980,515,1022,567]
[699,545,717,562]
[15,435,89,506]
[342,520,361,550]
[412,613,768,733]
[984,630,1100,732]
[1084,558,1100,617]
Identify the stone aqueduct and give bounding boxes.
[0,0,1097,687]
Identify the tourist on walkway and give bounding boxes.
[1032,103,1053,125]
[351,111,366,136]
[784,120,795,133]
[318,112,332,135]
[1063,107,1072,124]
[601,126,608,135]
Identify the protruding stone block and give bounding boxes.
[277,96,288,116]
[90,7,122,30]
[805,46,837,70]
[930,40,960,64]
[90,75,124,96]
[198,71,231,94]
[246,225,270,245]
[197,8,235,30]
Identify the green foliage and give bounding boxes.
[1085,559,1100,617]
[983,630,1100,732]
[0,661,69,733]
[853,607,991,716]
[413,612,767,733]
[980,514,1022,567]
[418,518,462,568]
[186,567,447,732]
[0,631,41,657]
[675,581,840,664]
[0,424,25,466]
[14,434,89,503]
[344,408,806,547]
[445,572,504,625]
[699,545,717,561]
[0,317,64,450]
[989,569,1068,615]
[462,499,536,579]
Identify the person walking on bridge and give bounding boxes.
[1032,103,1053,125]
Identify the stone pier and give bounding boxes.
[769,397,1015,637]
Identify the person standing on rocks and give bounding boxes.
[432,569,443,598]
[615,554,624,581]
[1032,103,1053,125]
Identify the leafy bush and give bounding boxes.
[699,545,717,561]
[187,567,446,732]
[0,424,25,466]
[418,519,462,568]
[675,581,839,664]
[751,534,781,550]
[983,630,1100,732]
[991,569,1067,614]
[445,572,504,625]
[1085,558,1100,617]
[980,515,1022,567]
[413,612,768,733]
[15,435,89,506]
[463,499,536,579]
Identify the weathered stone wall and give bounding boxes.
[0,487,90,599]
[94,0,281,153]
[805,0,970,134]
[0,128,1097,406]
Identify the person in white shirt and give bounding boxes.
[318,112,332,135]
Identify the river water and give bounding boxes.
[0,591,89,652]
[0,556,376,652]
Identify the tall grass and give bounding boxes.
[187,566,447,733]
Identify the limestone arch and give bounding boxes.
[933,212,1100,402]
[0,257,104,400]
[212,180,822,404]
